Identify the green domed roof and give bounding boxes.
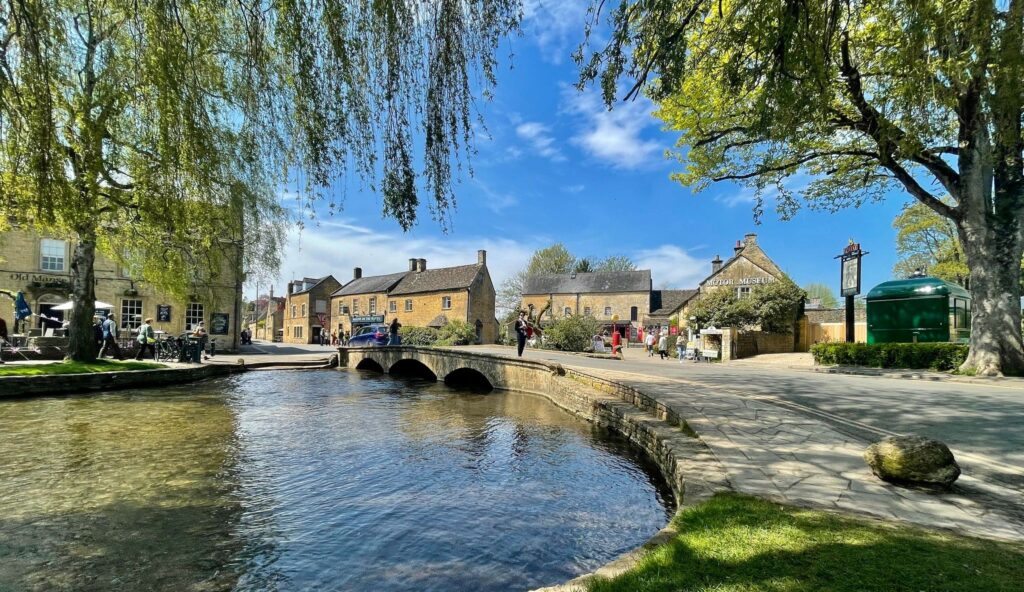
[866,276,970,301]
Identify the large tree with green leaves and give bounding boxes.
[0,0,519,361]
[893,201,970,286]
[578,0,1024,375]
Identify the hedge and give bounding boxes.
[809,342,968,371]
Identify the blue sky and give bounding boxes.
[262,1,911,299]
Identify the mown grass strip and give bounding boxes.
[589,493,1024,592]
[0,360,166,377]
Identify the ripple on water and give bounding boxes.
[0,370,673,592]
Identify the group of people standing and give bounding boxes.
[641,327,671,359]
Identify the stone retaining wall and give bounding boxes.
[0,364,244,398]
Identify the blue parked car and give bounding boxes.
[348,324,390,347]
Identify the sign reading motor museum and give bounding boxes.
[704,276,775,287]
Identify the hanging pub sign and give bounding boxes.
[156,304,172,322]
[838,241,866,297]
[210,312,230,335]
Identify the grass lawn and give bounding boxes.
[589,493,1024,592]
[0,359,165,377]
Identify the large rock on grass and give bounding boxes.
[864,435,960,488]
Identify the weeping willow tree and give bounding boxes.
[0,0,520,361]
[577,0,1024,375]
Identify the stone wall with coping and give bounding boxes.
[0,363,244,398]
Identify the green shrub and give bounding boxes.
[400,326,439,346]
[437,318,478,345]
[544,315,602,352]
[810,342,968,371]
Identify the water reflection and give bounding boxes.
[0,371,672,592]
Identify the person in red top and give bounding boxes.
[611,326,622,359]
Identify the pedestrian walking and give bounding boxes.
[658,331,668,359]
[514,311,528,357]
[676,334,686,363]
[331,330,338,346]
[645,329,656,357]
[98,313,124,360]
[135,318,156,360]
[388,318,402,346]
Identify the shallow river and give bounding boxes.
[0,370,673,591]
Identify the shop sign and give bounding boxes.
[705,276,775,287]
[352,315,384,324]
[210,312,230,335]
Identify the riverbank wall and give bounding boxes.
[0,363,244,398]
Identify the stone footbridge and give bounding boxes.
[338,345,567,392]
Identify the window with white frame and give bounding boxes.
[405,299,413,312]
[338,301,345,315]
[389,300,397,313]
[369,297,377,314]
[735,287,751,299]
[294,326,303,339]
[120,299,142,329]
[301,303,307,316]
[352,298,359,314]
[40,239,66,271]
[441,296,452,310]
[186,302,205,330]
[291,305,297,318]
[604,306,612,316]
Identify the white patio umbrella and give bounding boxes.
[50,300,114,311]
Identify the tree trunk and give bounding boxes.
[66,226,98,362]
[958,221,1024,376]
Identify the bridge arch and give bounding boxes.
[443,367,494,393]
[389,359,438,381]
[355,357,385,373]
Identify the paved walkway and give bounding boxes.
[466,345,1024,541]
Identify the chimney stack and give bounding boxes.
[287,281,295,295]
[409,258,417,272]
[353,267,362,280]
[734,240,743,255]
[477,249,487,265]
[744,233,757,246]
[711,255,723,274]
[416,258,427,272]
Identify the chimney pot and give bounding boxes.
[353,267,362,280]
[417,258,427,272]
[744,233,757,246]
[712,255,723,274]
[409,258,417,272]
[734,240,743,255]
[477,249,487,265]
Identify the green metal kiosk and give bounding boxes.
[866,276,971,344]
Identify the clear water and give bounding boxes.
[0,370,673,591]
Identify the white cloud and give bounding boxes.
[631,244,709,289]
[515,121,566,162]
[562,184,585,193]
[564,88,663,169]
[521,0,591,63]
[256,219,538,299]
[473,178,519,213]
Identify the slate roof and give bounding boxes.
[292,275,337,295]
[390,264,483,295]
[332,272,408,297]
[522,270,652,295]
[649,289,699,316]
